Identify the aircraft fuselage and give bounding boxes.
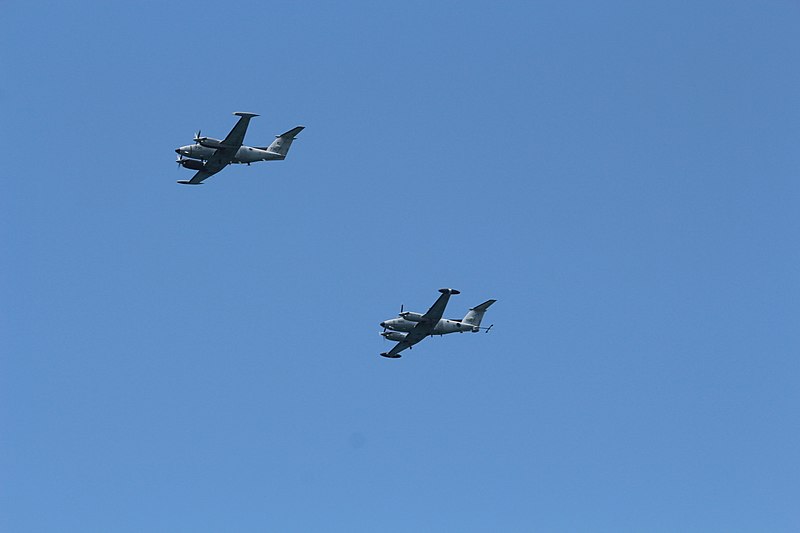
[175,143,284,164]
[380,317,479,335]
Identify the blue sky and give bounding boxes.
[2,1,799,531]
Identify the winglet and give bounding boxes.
[233,112,259,118]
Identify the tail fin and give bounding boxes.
[462,299,496,326]
[265,126,305,157]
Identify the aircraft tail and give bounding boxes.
[462,299,496,327]
[264,126,305,157]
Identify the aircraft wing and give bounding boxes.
[381,340,412,358]
[381,322,431,358]
[177,133,242,185]
[420,288,459,324]
[220,112,259,150]
[177,168,218,185]
[379,320,439,358]
[176,150,230,184]
[205,146,236,172]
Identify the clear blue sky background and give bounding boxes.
[2,1,799,531]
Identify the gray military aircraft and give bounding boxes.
[379,288,496,358]
[174,112,304,185]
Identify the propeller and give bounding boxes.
[483,324,494,333]
[193,130,203,144]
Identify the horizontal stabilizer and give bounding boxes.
[277,125,305,139]
[380,352,402,359]
[470,299,496,312]
[177,180,203,185]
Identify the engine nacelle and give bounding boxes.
[197,137,224,149]
[381,331,407,342]
[399,311,425,322]
[178,158,205,171]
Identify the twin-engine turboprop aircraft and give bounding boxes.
[175,112,304,185]
[379,288,496,358]
[172,117,497,358]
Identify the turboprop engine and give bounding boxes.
[381,331,407,342]
[178,158,205,171]
[192,130,225,150]
[196,138,224,149]
[399,311,425,322]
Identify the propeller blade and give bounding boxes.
[485,324,494,333]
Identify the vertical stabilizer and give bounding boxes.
[266,126,305,156]
[462,299,496,326]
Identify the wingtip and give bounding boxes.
[438,288,460,295]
